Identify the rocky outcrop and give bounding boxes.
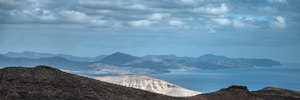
[187,85,300,100]
[252,87,300,100]
[187,85,261,100]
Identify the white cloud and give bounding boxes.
[149,13,170,20]
[267,0,287,3]
[212,18,231,26]
[97,10,113,14]
[59,10,106,26]
[79,0,148,11]
[245,18,255,22]
[270,16,286,29]
[180,0,204,5]
[128,4,147,10]
[91,20,106,25]
[169,20,183,26]
[233,18,245,28]
[60,11,89,23]
[209,28,216,33]
[192,3,228,14]
[276,16,285,23]
[9,8,57,22]
[78,0,118,8]
[129,20,155,26]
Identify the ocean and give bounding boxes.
[148,63,300,93]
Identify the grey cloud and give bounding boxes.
[0,0,299,31]
[0,0,31,10]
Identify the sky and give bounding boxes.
[0,0,300,63]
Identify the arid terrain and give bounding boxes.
[1,66,299,100]
[95,75,202,97]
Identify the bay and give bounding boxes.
[148,63,300,93]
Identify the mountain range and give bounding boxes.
[1,66,299,100]
[4,51,107,62]
[0,51,281,76]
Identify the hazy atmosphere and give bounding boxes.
[1,0,300,63]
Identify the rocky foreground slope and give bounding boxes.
[95,75,202,97]
[188,85,300,100]
[0,66,179,100]
[1,66,299,100]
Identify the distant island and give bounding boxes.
[0,51,281,76]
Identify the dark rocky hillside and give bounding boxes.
[1,66,299,100]
[252,87,300,100]
[186,85,300,100]
[0,66,181,100]
[187,86,261,100]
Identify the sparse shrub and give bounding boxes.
[106,87,113,92]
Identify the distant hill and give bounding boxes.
[4,51,107,62]
[198,54,281,68]
[252,87,300,100]
[143,54,178,58]
[94,75,202,97]
[0,54,91,71]
[234,58,282,67]
[38,57,92,70]
[198,54,228,60]
[4,51,55,59]
[0,54,42,67]
[97,52,140,65]
[0,66,180,100]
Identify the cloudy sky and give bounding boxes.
[0,0,300,62]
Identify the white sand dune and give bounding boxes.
[94,75,202,97]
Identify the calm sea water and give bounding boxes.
[148,63,300,93]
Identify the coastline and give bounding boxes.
[148,63,300,93]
